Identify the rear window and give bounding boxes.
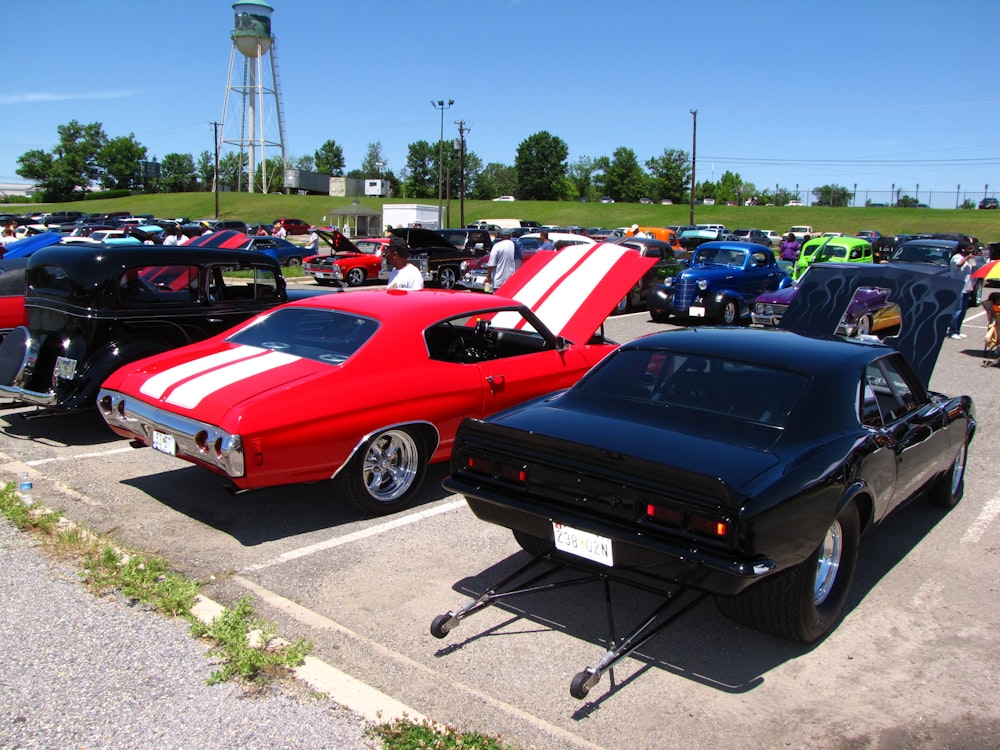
[577,348,808,427]
[227,307,378,365]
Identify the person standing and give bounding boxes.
[537,231,554,251]
[484,229,516,293]
[948,243,976,339]
[779,233,801,261]
[304,226,319,254]
[273,221,287,240]
[385,236,424,290]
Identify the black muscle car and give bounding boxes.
[443,263,976,644]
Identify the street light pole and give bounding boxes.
[688,109,697,225]
[431,99,454,229]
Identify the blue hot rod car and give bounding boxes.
[647,241,791,325]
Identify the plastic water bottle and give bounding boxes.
[18,471,33,505]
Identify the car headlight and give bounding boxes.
[697,279,708,291]
[663,278,674,288]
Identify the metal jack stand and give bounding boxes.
[431,552,707,699]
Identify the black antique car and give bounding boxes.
[378,227,475,289]
[610,236,686,314]
[441,264,975,659]
[0,244,324,410]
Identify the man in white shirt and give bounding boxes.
[485,229,516,292]
[385,236,424,290]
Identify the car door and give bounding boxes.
[864,355,942,517]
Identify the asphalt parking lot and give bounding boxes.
[2,307,999,750]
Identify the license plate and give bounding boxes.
[553,522,614,566]
[54,356,77,380]
[152,430,176,456]
[688,306,706,317]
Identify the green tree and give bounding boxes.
[596,147,647,202]
[160,153,196,192]
[255,156,284,193]
[645,149,690,203]
[360,142,387,177]
[97,134,147,190]
[294,154,315,172]
[470,163,517,201]
[402,140,436,198]
[15,119,107,200]
[568,156,596,201]
[812,184,853,207]
[714,171,753,206]
[514,131,569,201]
[217,151,248,191]
[314,140,345,176]
[196,150,215,191]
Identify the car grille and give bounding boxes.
[673,278,698,310]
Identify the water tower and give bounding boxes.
[219,0,287,193]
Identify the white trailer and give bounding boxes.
[381,204,440,230]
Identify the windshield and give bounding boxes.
[892,244,950,265]
[578,348,808,427]
[817,244,848,260]
[692,247,747,267]
[227,308,379,365]
[353,241,382,255]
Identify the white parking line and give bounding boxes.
[962,493,1000,545]
[243,498,467,572]
[26,447,136,466]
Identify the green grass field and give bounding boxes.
[7,193,1000,243]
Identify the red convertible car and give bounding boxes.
[98,243,654,515]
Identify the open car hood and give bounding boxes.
[185,230,252,249]
[778,262,961,387]
[2,232,62,259]
[390,226,455,251]
[492,242,656,344]
[314,228,361,255]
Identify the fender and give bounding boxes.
[65,336,179,410]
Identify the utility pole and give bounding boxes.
[456,120,469,227]
[211,121,221,219]
[689,109,697,225]
[431,99,454,229]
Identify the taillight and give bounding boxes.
[466,455,526,485]
[646,503,730,542]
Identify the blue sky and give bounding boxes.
[4,0,999,207]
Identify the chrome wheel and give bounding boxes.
[438,267,458,289]
[361,429,421,503]
[855,315,872,336]
[346,268,366,286]
[814,518,843,605]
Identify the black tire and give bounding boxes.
[285,257,302,268]
[716,502,860,643]
[437,266,459,289]
[614,295,631,315]
[343,428,426,516]
[929,438,968,509]
[430,614,455,639]
[512,529,551,557]
[346,267,366,286]
[854,314,872,337]
[650,310,671,324]
[720,298,739,325]
[570,671,594,700]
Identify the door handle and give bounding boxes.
[486,374,504,395]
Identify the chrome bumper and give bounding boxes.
[98,388,245,478]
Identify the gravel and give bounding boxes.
[0,519,372,750]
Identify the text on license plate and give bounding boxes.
[152,430,176,456]
[688,306,706,317]
[553,522,614,566]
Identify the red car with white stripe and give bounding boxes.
[98,243,654,515]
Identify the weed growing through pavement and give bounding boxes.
[191,597,312,685]
[366,715,519,750]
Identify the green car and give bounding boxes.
[793,236,874,280]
